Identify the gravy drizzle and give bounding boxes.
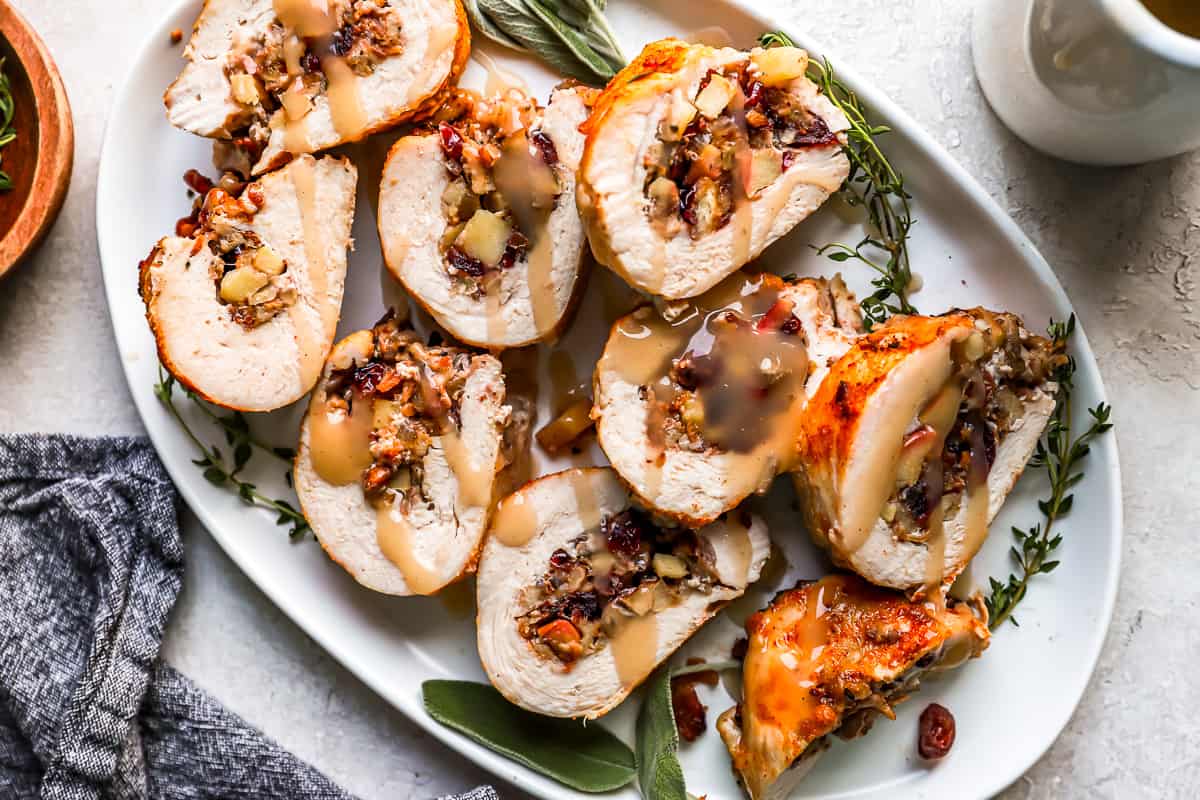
[376,495,444,594]
[307,386,374,485]
[598,273,810,503]
[609,612,658,689]
[287,156,329,390]
[490,489,540,548]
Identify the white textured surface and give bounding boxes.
[0,0,1194,798]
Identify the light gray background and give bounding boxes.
[1,1,1195,798]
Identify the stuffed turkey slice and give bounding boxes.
[577,39,850,299]
[794,310,1061,596]
[165,0,470,175]
[717,574,990,800]
[294,312,510,595]
[593,272,862,527]
[379,86,593,349]
[477,467,769,719]
[139,155,357,411]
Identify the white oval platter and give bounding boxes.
[97,1,1122,798]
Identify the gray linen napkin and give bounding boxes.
[0,434,499,800]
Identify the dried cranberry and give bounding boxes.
[498,231,529,270]
[183,169,213,196]
[679,183,699,226]
[917,703,955,759]
[446,247,486,277]
[781,150,797,171]
[563,591,602,621]
[791,116,837,148]
[438,123,465,164]
[352,361,390,395]
[530,129,559,166]
[671,679,709,742]
[329,27,352,57]
[548,548,573,569]
[301,51,321,73]
[744,80,765,109]
[603,510,650,557]
[780,316,802,335]
[899,480,930,523]
[672,352,720,390]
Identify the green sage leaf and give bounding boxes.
[423,680,636,792]
[463,0,528,52]
[635,667,687,800]
[524,0,617,79]
[477,0,606,84]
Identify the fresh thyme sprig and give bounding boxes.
[985,315,1113,628]
[154,366,310,539]
[0,58,18,192]
[465,0,626,85]
[760,33,917,328]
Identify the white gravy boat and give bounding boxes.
[973,0,1200,165]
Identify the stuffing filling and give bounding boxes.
[516,508,725,666]
[885,311,1063,542]
[637,276,809,456]
[223,0,404,155]
[432,90,562,298]
[175,169,298,330]
[323,313,474,504]
[642,47,837,238]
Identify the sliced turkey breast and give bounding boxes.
[576,39,850,300]
[378,86,594,349]
[165,0,470,175]
[294,312,511,595]
[139,155,357,411]
[593,272,860,527]
[476,467,769,719]
[716,574,990,800]
[794,310,1061,596]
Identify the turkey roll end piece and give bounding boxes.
[477,467,769,719]
[594,273,860,527]
[295,314,510,596]
[577,39,850,299]
[717,573,989,800]
[139,155,357,411]
[165,0,470,175]
[379,86,593,349]
[795,310,1060,595]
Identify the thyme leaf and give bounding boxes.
[0,58,18,192]
[985,315,1114,628]
[154,366,310,540]
[760,32,918,328]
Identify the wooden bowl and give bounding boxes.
[0,0,73,279]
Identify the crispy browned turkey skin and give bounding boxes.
[717,574,989,799]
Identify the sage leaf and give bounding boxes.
[423,680,636,792]
[463,0,528,52]
[524,0,618,79]
[477,0,608,84]
[635,667,687,800]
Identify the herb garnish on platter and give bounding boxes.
[154,367,309,539]
[464,0,626,85]
[423,680,637,792]
[985,316,1114,628]
[0,58,18,192]
[759,31,917,328]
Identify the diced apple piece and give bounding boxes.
[219,267,271,303]
[895,425,938,489]
[659,98,698,141]
[652,553,689,580]
[455,209,512,267]
[535,397,595,454]
[252,245,286,275]
[441,180,480,224]
[747,148,784,196]
[230,73,262,106]
[695,74,737,119]
[751,47,809,87]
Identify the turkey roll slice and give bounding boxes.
[379,86,594,349]
[477,467,769,719]
[794,309,1061,596]
[139,155,357,411]
[165,0,470,175]
[294,312,511,596]
[577,39,850,300]
[593,272,861,528]
[717,574,989,800]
